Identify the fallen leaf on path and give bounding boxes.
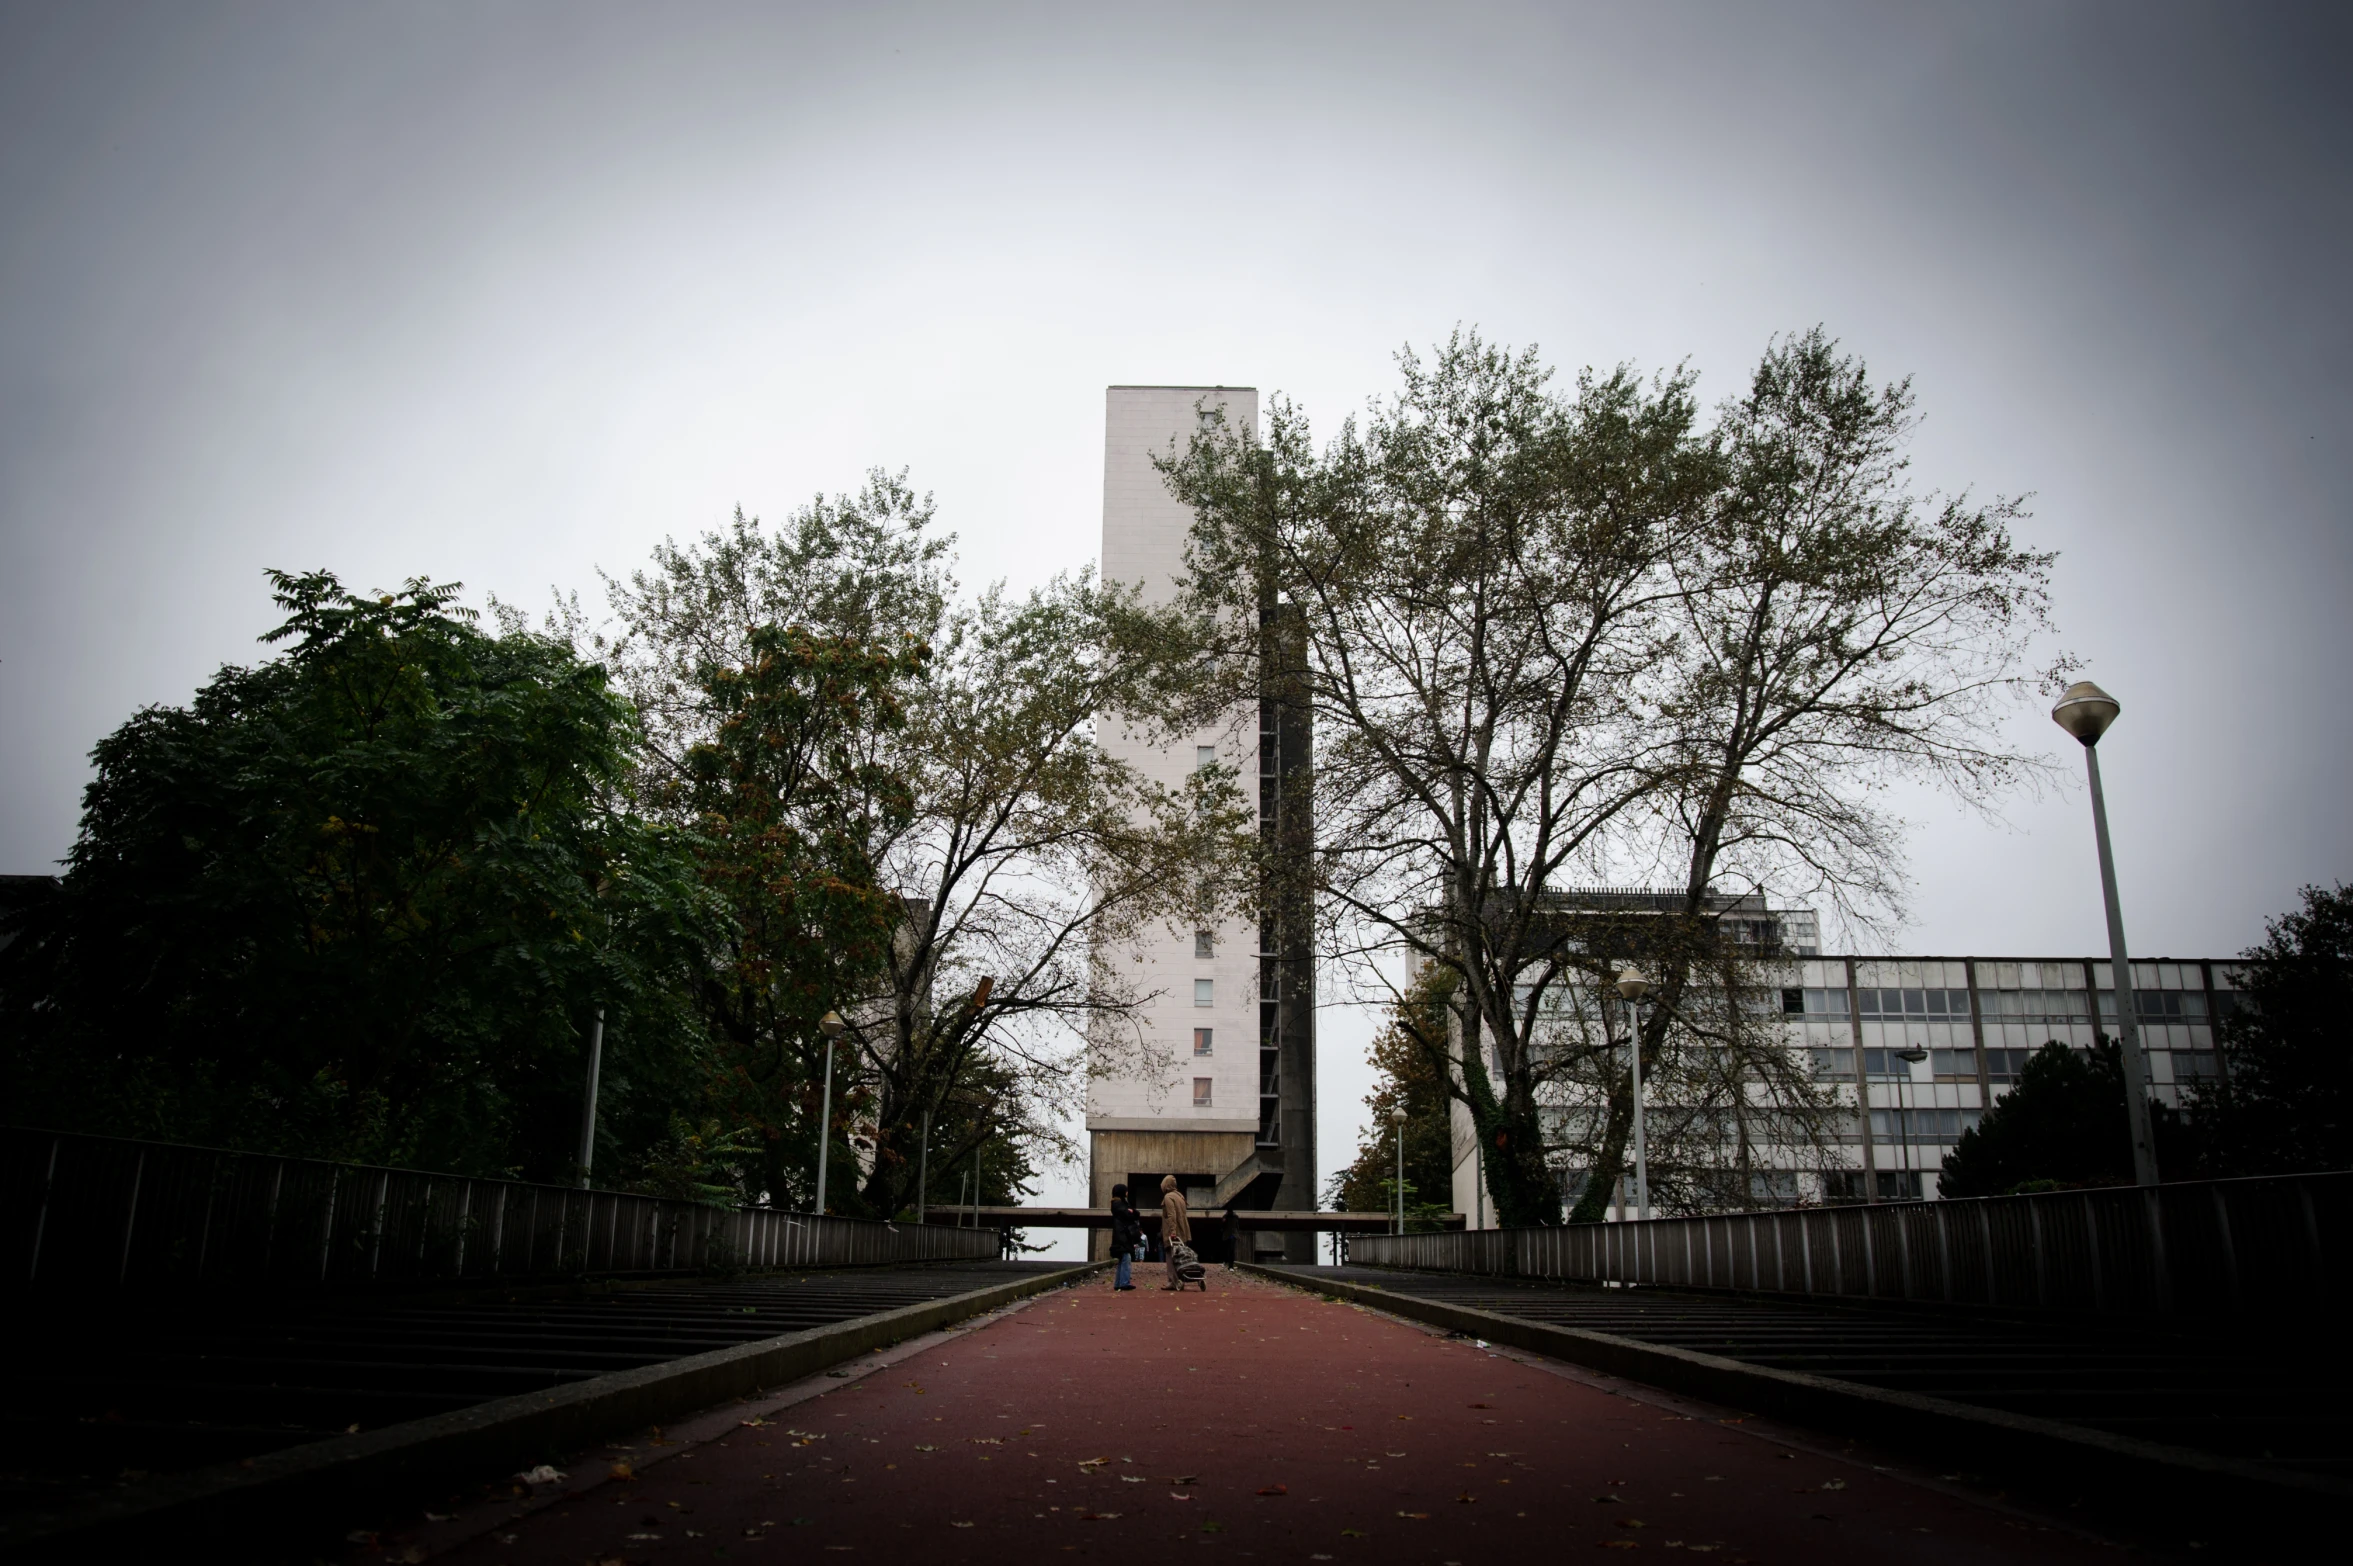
[1614,1519,1648,1529]
[1457,1494,1476,1503]
[1341,1528,1368,1537]
[1120,1475,1147,1483]
[1396,1511,1428,1519]
[516,1465,566,1484]
[1080,1512,1121,1521]
[1170,1492,1193,1501]
[1468,1403,1492,1409]
[1256,1484,1288,1496]
[609,1462,634,1480]
[914,1444,937,1452]
[1599,1542,1639,1550]
[1819,1478,1846,1490]
[950,1521,975,1528]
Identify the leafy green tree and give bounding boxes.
[599,479,1251,1221]
[2191,883,2353,1175]
[672,622,923,1211]
[1161,329,2058,1226]
[1328,973,1457,1231]
[1938,1039,2190,1196]
[0,570,717,1177]
[1567,330,2056,1220]
[1161,331,1718,1226]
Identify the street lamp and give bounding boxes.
[1892,1046,1928,1201]
[815,1011,846,1214]
[1388,1106,1410,1236]
[575,1006,606,1190]
[2050,680,2160,1186]
[1615,966,1652,1221]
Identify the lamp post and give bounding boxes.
[575,1007,606,1189]
[814,1011,845,1213]
[1390,1107,1408,1236]
[2050,681,2160,1186]
[1616,966,1652,1221]
[1893,1046,1927,1201]
[916,1107,931,1224]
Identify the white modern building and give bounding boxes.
[1086,385,1318,1261]
[1448,893,2243,1223]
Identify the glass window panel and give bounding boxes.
[1194,978,1214,1006]
[1192,1077,1213,1107]
[1193,1027,1213,1056]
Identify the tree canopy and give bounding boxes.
[0,570,716,1177]
[1161,328,2057,1224]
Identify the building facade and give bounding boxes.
[1087,386,1318,1261]
[1436,889,2242,1219]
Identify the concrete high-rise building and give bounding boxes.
[1087,386,1318,1263]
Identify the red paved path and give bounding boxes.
[439,1271,2124,1565]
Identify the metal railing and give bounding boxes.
[1347,1170,2350,1319]
[2,1126,998,1289]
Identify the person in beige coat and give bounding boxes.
[1158,1174,1191,1291]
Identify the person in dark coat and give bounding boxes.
[1221,1204,1242,1269]
[1108,1183,1141,1291]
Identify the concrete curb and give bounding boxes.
[1247,1264,2353,1535]
[13,1260,1105,1555]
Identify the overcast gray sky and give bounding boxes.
[4,4,2347,1222]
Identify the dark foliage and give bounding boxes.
[1939,1038,2191,1196]
[1328,973,1458,1229]
[0,571,719,1178]
[2190,883,2353,1176]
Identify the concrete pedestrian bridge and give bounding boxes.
[5,1127,2345,1560]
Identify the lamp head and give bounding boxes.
[1895,1047,1927,1063]
[819,1010,846,1039]
[1389,1107,1408,1127]
[2050,681,2120,746]
[1614,965,1651,1002]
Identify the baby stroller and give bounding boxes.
[1166,1240,1209,1291]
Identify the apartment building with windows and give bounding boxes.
[1448,889,2241,1218]
[1086,386,1318,1261]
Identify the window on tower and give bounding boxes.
[1194,1027,1213,1056]
[1195,930,1214,959]
[1195,978,1214,1006]
[1193,1077,1214,1107]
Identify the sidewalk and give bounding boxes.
[436,1269,2126,1564]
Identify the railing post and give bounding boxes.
[2029,1197,2048,1307]
[2144,1186,2174,1315]
[319,1167,341,1281]
[2083,1192,2104,1311]
[1936,1202,1955,1303]
[2210,1186,2241,1315]
[118,1148,147,1284]
[27,1136,59,1284]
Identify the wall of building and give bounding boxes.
[1088,385,1315,1259]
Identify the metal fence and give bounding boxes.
[1348,1169,2350,1319]
[2,1126,998,1290]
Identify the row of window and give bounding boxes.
[1866,1107,1981,1141]
[1811,1043,2213,1085]
[1784,985,2220,1025]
